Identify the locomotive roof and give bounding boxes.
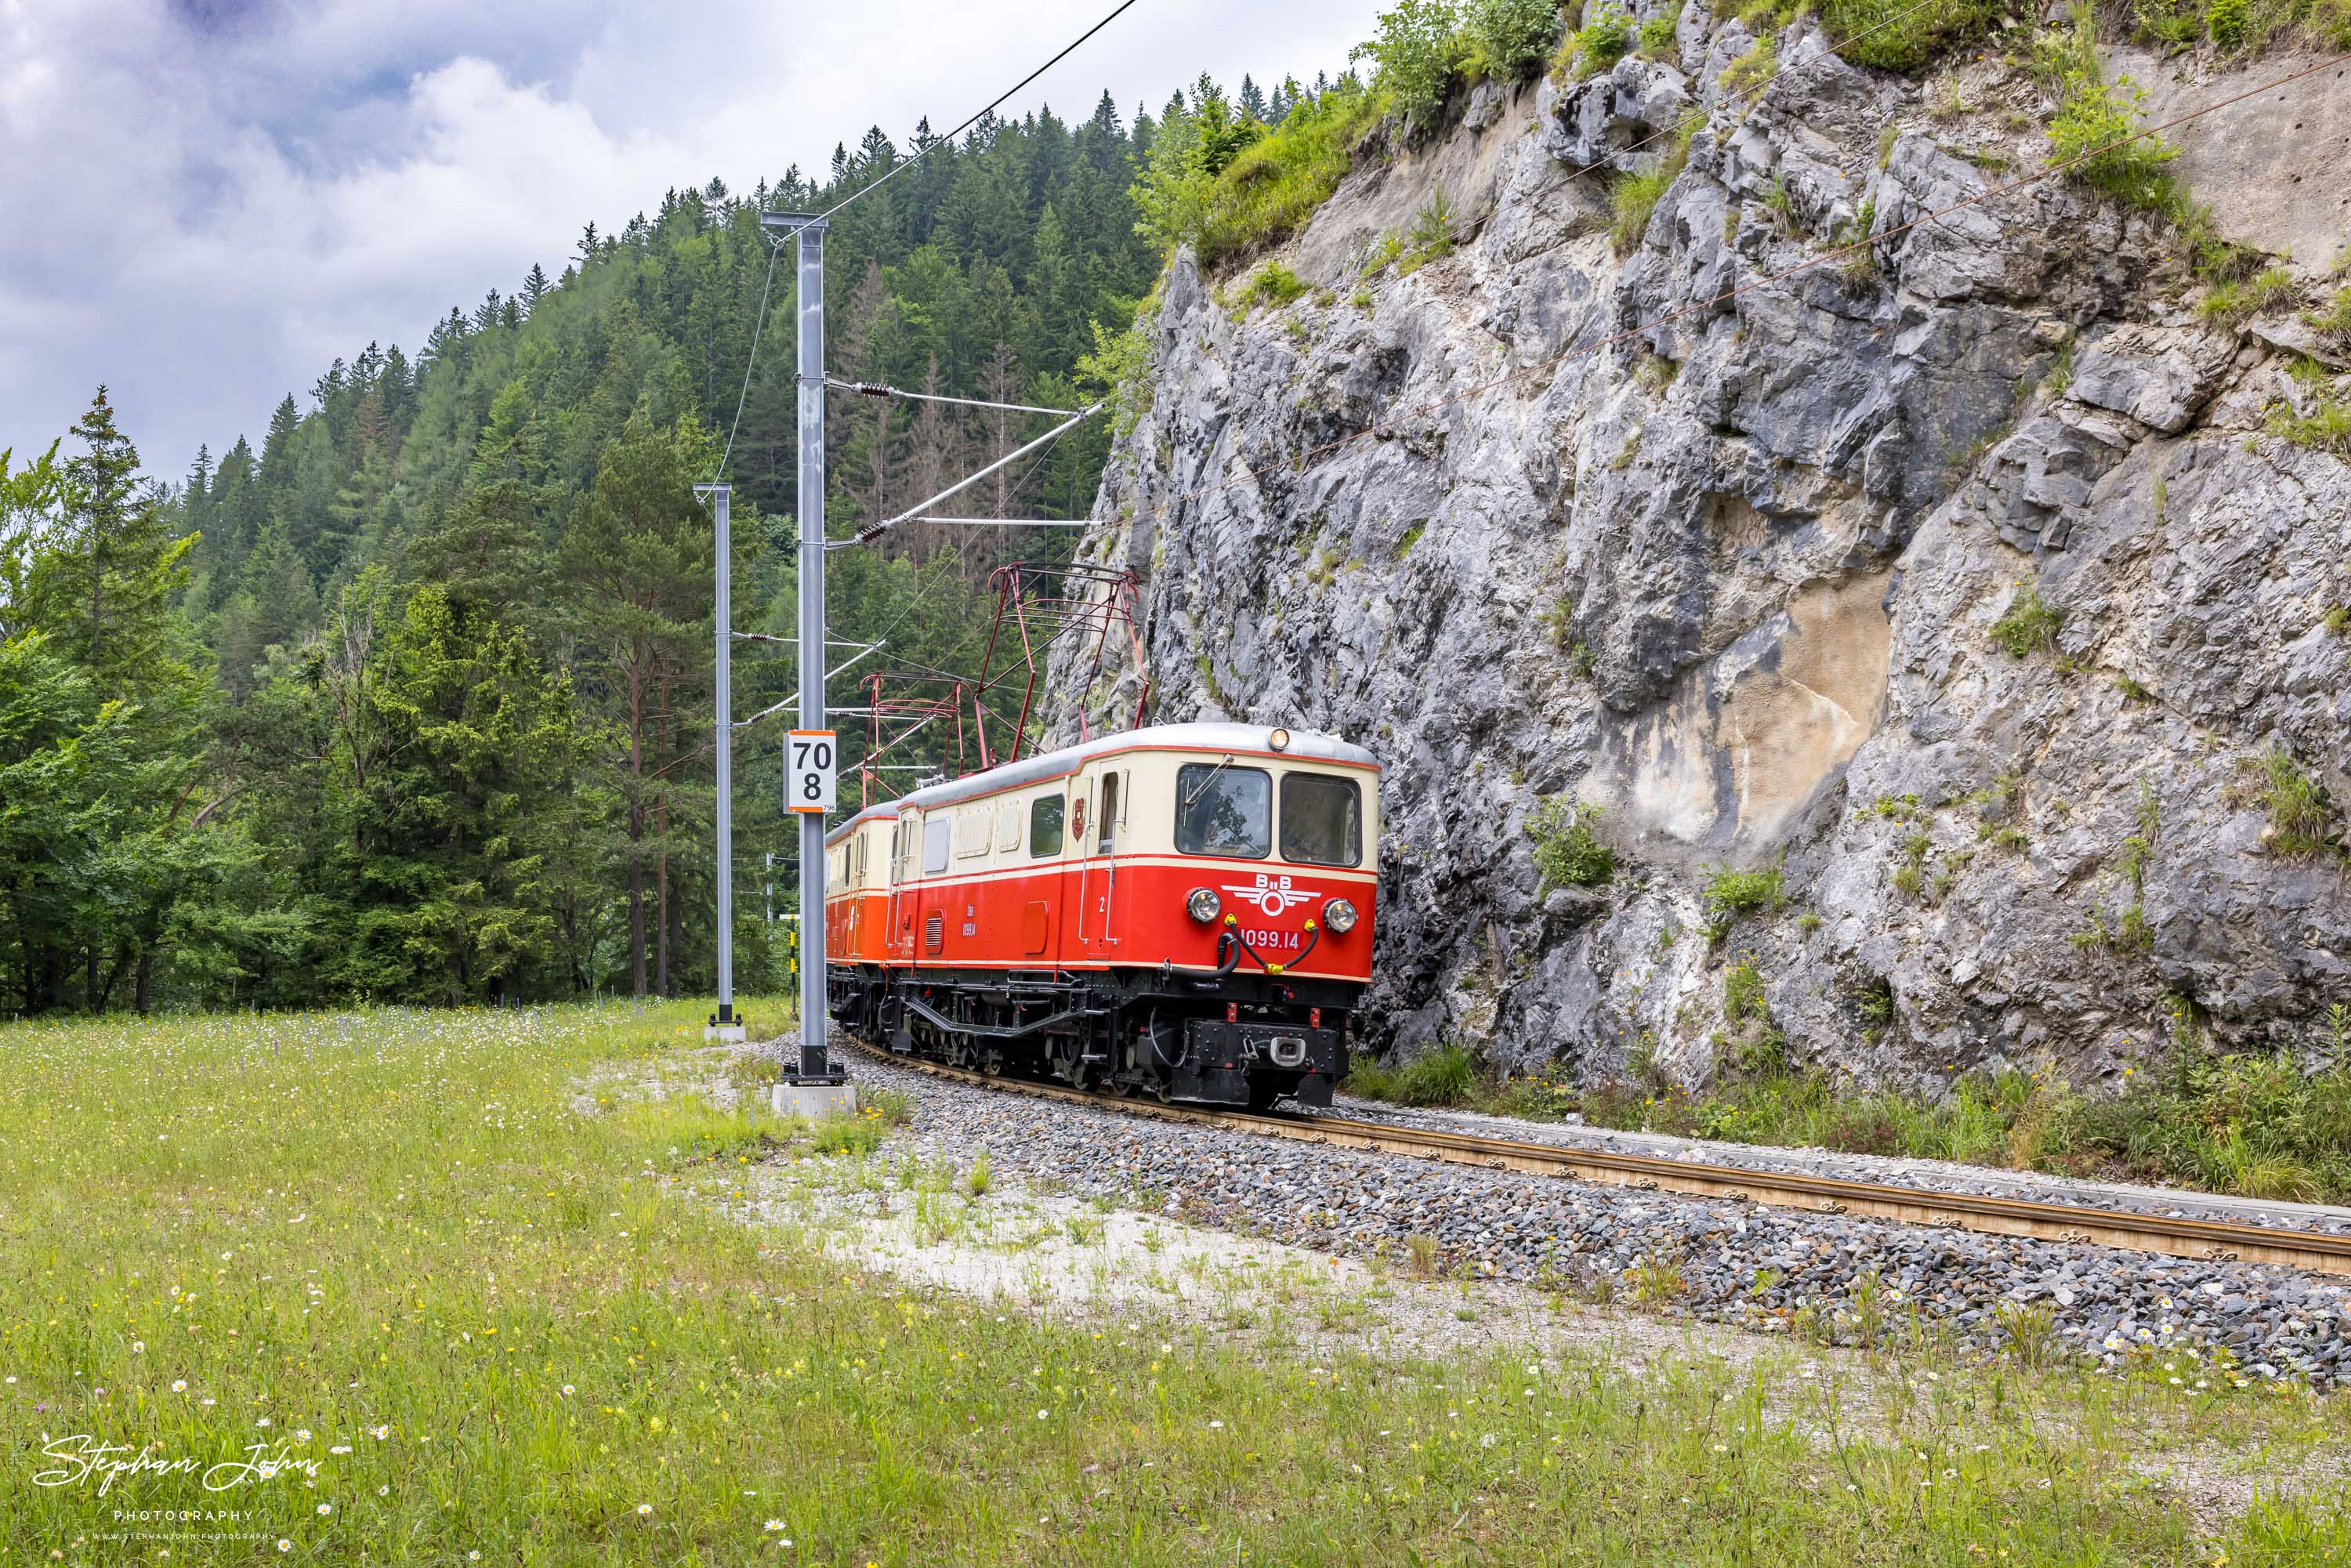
[824,722,1378,846]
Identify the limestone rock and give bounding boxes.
[1049,31,2351,1088]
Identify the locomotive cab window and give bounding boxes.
[1280,772,1364,867]
[1029,794,1064,857]
[1096,771,1121,853]
[1175,762,1270,859]
[922,816,950,875]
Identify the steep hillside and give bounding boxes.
[1056,16,2351,1089]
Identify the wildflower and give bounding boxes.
[766,1521,787,1532]
[276,1543,291,1554]
[257,1417,273,1428]
[1208,1419,1224,1429]
[330,1444,350,1455]
[637,1504,653,1517]
[172,1379,187,1392]
[562,1384,574,1396]
[295,1429,311,1442]
[371,1425,390,1439]
[132,1342,145,1354]
[317,1504,332,1515]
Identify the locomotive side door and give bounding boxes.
[1077,765,1128,953]
[889,810,925,964]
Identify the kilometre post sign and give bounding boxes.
[788,730,836,814]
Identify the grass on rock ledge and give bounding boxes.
[1349,1027,2351,1205]
[4,1004,2349,1563]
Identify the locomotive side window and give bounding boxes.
[1097,772,1120,853]
[1029,794,1064,857]
[1281,773,1362,867]
[922,816,950,875]
[1174,763,1270,859]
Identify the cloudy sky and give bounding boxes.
[0,0,1373,478]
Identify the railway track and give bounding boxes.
[838,1034,2351,1278]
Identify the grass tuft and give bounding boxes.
[1701,864,1784,922]
[1531,798,1616,889]
[1990,580,2064,659]
[1608,121,1697,256]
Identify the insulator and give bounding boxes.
[855,382,892,399]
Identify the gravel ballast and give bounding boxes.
[817,1045,2351,1390]
[1318,1094,2351,1237]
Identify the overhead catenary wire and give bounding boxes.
[827,376,1088,417]
[813,0,1147,223]
[845,400,1104,547]
[734,641,892,730]
[713,235,787,484]
[705,0,1139,482]
[898,524,1091,536]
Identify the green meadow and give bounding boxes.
[2,1002,2346,1563]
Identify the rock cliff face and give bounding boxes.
[1051,21,2351,1088]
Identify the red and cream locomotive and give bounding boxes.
[824,722,1379,1109]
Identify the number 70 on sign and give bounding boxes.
[788,730,836,813]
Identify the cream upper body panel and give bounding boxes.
[874,739,1379,885]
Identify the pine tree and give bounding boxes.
[405,380,552,622]
[560,410,713,993]
[26,388,197,690]
[337,582,589,1003]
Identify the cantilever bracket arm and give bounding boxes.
[832,400,1104,551]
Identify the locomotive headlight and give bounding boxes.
[1323,896,1359,933]
[1186,886,1222,923]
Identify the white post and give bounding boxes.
[697,481,744,1045]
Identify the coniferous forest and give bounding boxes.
[0,78,1328,1016]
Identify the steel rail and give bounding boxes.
[835,1034,2351,1277]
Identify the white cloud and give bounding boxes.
[2,0,1373,475]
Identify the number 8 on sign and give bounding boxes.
[788,730,836,814]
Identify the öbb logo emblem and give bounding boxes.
[1222,873,1316,917]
